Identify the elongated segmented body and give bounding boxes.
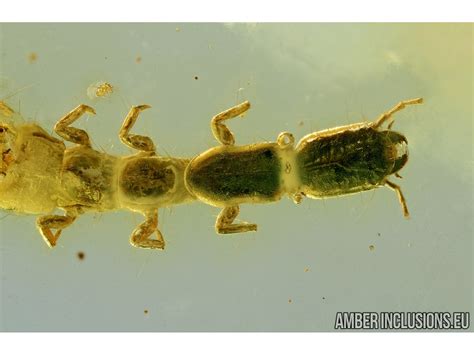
[186,99,421,233]
[60,147,191,212]
[1,98,422,249]
[1,103,194,249]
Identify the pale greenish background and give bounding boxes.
[0,23,472,331]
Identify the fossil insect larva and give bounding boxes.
[0,98,422,250]
[185,98,422,234]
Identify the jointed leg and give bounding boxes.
[373,98,423,129]
[54,104,96,146]
[211,101,251,146]
[36,208,79,248]
[129,210,165,250]
[384,179,409,218]
[215,205,257,234]
[119,105,155,152]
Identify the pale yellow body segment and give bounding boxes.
[0,102,194,249]
[0,122,65,214]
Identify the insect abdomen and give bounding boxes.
[185,144,282,206]
[296,127,394,197]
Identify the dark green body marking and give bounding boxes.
[297,127,405,197]
[186,144,282,203]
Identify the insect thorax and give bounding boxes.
[59,146,118,210]
[185,143,283,206]
[117,155,193,211]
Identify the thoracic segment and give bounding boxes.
[185,144,282,205]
